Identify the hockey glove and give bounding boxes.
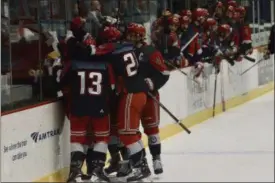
[194,62,204,78]
[263,49,271,60]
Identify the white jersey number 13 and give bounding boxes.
[78,71,102,95]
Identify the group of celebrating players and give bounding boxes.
[50,1,256,182]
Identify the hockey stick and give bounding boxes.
[164,32,200,84]
[240,58,265,75]
[180,32,199,53]
[220,62,226,112]
[212,65,219,117]
[164,61,200,84]
[148,92,191,134]
[243,55,256,62]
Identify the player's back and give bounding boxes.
[69,59,112,117]
[109,42,149,93]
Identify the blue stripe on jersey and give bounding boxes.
[72,61,106,70]
[112,44,135,54]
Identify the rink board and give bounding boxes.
[1,49,274,182]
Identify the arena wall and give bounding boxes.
[1,33,274,182]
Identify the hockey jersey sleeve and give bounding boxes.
[149,49,170,75]
[148,48,170,91]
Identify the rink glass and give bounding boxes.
[1,0,274,114]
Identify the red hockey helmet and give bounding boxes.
[126,22,137,34]
[226,5,235,18]
[70,17,86,31]
[215,1,224,16]
[218,24,231,38]
[193,8,208,24]
[227,5,235,12]
[126,22,138,41]
[135,24,146,41]
[202,8,210,17]
[126,23,146,42]
[180,10,192,18]
[204,18,217,31]
[236,6,246,18]
[99,26,121,42]
[228,0,238,8]
[179,15,190,30]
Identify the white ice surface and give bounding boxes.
[146,91,274,182]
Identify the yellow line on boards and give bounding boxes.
[35,82,274,182]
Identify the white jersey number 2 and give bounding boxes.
[78,71,102,95]
[123,52,138,77]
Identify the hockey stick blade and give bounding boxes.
[148,92,191,134]
[240,58,264,75]
[243,55,256,62]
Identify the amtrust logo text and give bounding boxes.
[30,129,61,143]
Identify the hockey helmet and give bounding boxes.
[180,15,190,30]
[218,24,231,39]
[180,10,192,18]
[204,18,218,32]
[226,5,235,18]
[236,6,246,18]
[135,24,146,41]
[168,15,180,32]
[227,0,238,8]
[193,8,208,24]
[70,17,86,31]
[99,26,121,43]
[215,1,224,16]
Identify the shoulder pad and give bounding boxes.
[72,60,107,70]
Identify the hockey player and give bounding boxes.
[179,9,192,23]
[61,17,97,61]
[201,18,219,64]
[95,26,152,182]
[127,23,171,175]
[153,10,173,55]
[179,8,208,75]
[167,15,181,49]
[236,6,253,56]
[190,8,209,54]
[215,24,238,66]
[213,1,224,23]
[56,17,115,182]
[223,5,235,26]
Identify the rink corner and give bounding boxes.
[33,82,274,182]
